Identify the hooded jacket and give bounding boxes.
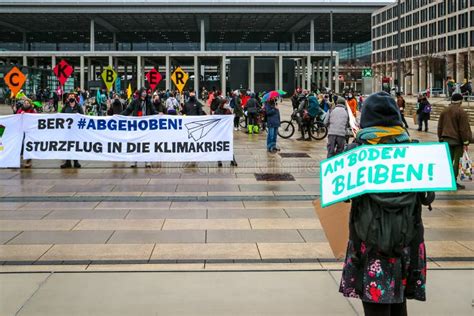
[324,103,348,137]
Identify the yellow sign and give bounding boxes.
[101,66,117,91]
[171,67,189,93]
[127,83,132,100]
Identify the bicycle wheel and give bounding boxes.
[310,122,328,140]
[278,121,295,139]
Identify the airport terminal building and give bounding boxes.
[0,0,389,96]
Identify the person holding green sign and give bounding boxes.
[339,92,432,316]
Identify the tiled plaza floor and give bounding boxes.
[0,103,472,271]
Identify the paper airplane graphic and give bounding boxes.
[185,119,221,141]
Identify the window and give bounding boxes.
[421,42,427,54]
[413,43,419,56]
[448,0,457,13]
[458,0,468,10]
[438,20,446,34]
[458,32,468,48]
[471,10,474,27]
[458,13,468,29]
[406,14,412,27]
[429,39,436,53]
[471,30,474,47]
[406,29,412,42]
[448,34,457,50]
[429,23,437,36]
[448,16,457,32]
[421,25,428,38]
[413,27,420,41]
[413,12,419,25]
[438,37,446,51]
[421,9,427,23]
[429,6,436,19]
[437,2,445,17]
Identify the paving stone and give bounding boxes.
[151,243,260,260]
[112,185,177,192]
[298,229,328,242]
[38,244,154,262]
[0,244,52,261]
[47,185,115,193]
[0,220,79,231]
[108,230,205,244]
[0,210,50,220]
[170,201,244,209]
[250,218,321,230]
[45,209,129,219]
[207,230,304,243]
[7,231,114,245]
[257,242,334,259]
[20,202,98,210]
[207,209,288,219]
[96,201,171,209]
[423,217,474,229]
[424,228,474,241]
[0,203,27,211]
[284,208,318,218]
[425,241,474,258]
[243,200,313,209]
[162,219,251,230]
[239,184,304,192]
[73,219,165,231]
[126,209,206,219]
[0,231,21,244]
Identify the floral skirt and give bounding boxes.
[339,240,427,304]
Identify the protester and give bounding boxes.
[245,92,259,134]
[182,92,205,116]
[265,97,280,153]
[340,91,432,316]
[165,92,180,115]
[396,92,409,128]
[121,88,157,168]
[437,93,473,190]
[416,95,431,132]
[324,97,349,158]
[60,93,84,169]
[346,92,358,117]
[215,98,238,167]
[16,98,36,168]
[230,90,243,131]
[152,93,164,114]
[107,93,124,115]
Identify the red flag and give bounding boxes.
[145,68,162,91]
[53,60,73,86]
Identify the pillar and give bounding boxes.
[278,55,283,92]
[249,55,255,92]
[90,19,95,52]
[301,57,306,90]
[51,55,56,69]
[274,57,279,90]
[419,58,426,92]
[221,56,226,94]
[124,63,128,88]
[108,56,113,67]
[33,58,38,68]
[315,61,321,89]
[391,63,396,89]
[291,33,296,51]
[306,55,312,91]
[296,60,301,88]
[165,55,170,91]
[22,32,27,51]
[412,59,419,95]
[446,54,455,79]
[321,59,327,88]
[329,10,334,91]
[137,56,142,89]
[200,19,205,52]
[22,56,27,67]
[404,61,410,95]
[80,55,85,89]
[328,57,333,91]
[310,19,315,51]
[335,53,340,93]
[456,53,465,83]
[194,55,199,94]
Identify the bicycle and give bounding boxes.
[278,109,328,140]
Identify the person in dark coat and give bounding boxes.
[60,93,84,169]
[416,95,430,132]
[437,93,473,190]
[121,88,157,117]
[265,97,280,153]
[182,92,205,116]
[107,93,124,115]
[339,92,430,316]
[121,88,157,168]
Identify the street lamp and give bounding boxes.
[396,0,402,94]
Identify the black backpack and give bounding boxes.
[351,192,421,257]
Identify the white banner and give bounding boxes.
[320,143,456,207]
[22,114,233,162]
[0,115,23,168]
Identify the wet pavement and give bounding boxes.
[0,102,473,271]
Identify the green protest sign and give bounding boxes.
[362,68,373,77]
[319,142,456,207]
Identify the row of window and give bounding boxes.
[372,31,472,62]
[373,0,472,27]
[373,11,472,39]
